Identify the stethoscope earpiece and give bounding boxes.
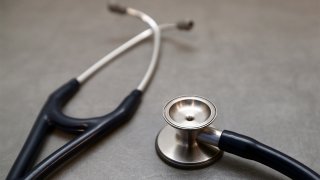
[155,96,223,169]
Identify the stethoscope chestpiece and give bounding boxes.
[155,96,223,169]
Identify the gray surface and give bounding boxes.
[1,0,320,179]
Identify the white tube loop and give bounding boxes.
[77,5,161,92]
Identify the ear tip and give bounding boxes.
[107,1,127,14]
[177,20,194,31]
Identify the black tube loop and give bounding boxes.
[47,79,99,133]
[6,79,143,180]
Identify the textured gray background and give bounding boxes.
[1,0,320,179]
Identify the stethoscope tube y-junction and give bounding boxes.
[6,3,195,179]
[7,80,142,179]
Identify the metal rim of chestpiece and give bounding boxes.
[155,96,223,169]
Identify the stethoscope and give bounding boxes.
[6,3,193,180]
[6,2,320,180]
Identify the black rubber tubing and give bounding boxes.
[6,79,143,180]
[218,130,320,180]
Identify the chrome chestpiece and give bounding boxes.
[155,96,223,169]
